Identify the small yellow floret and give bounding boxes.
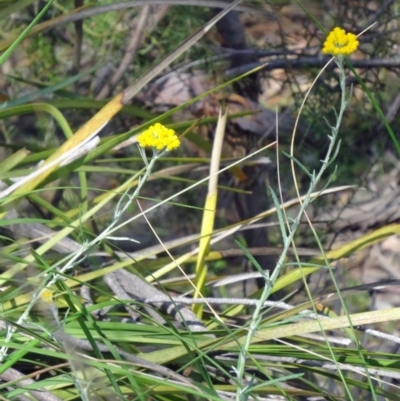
[138,123,180,151]
[322,27,359,56]
[41,289,53,304]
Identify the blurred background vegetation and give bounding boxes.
[1,1,400,400]
[2,0,398,275]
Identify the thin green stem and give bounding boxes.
[0,149,158,362]
[235,55,353,401]
[0,0,56,66]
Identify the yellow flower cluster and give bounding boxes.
[41,289,53,303]
[138,123,180,151]
[322,27,359,57]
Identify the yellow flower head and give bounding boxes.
[322,27,359,57]
[41,289,53,304]
[138,123,180,152]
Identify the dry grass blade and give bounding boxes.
[193,105,228,317]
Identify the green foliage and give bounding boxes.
[0,1,400,401]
